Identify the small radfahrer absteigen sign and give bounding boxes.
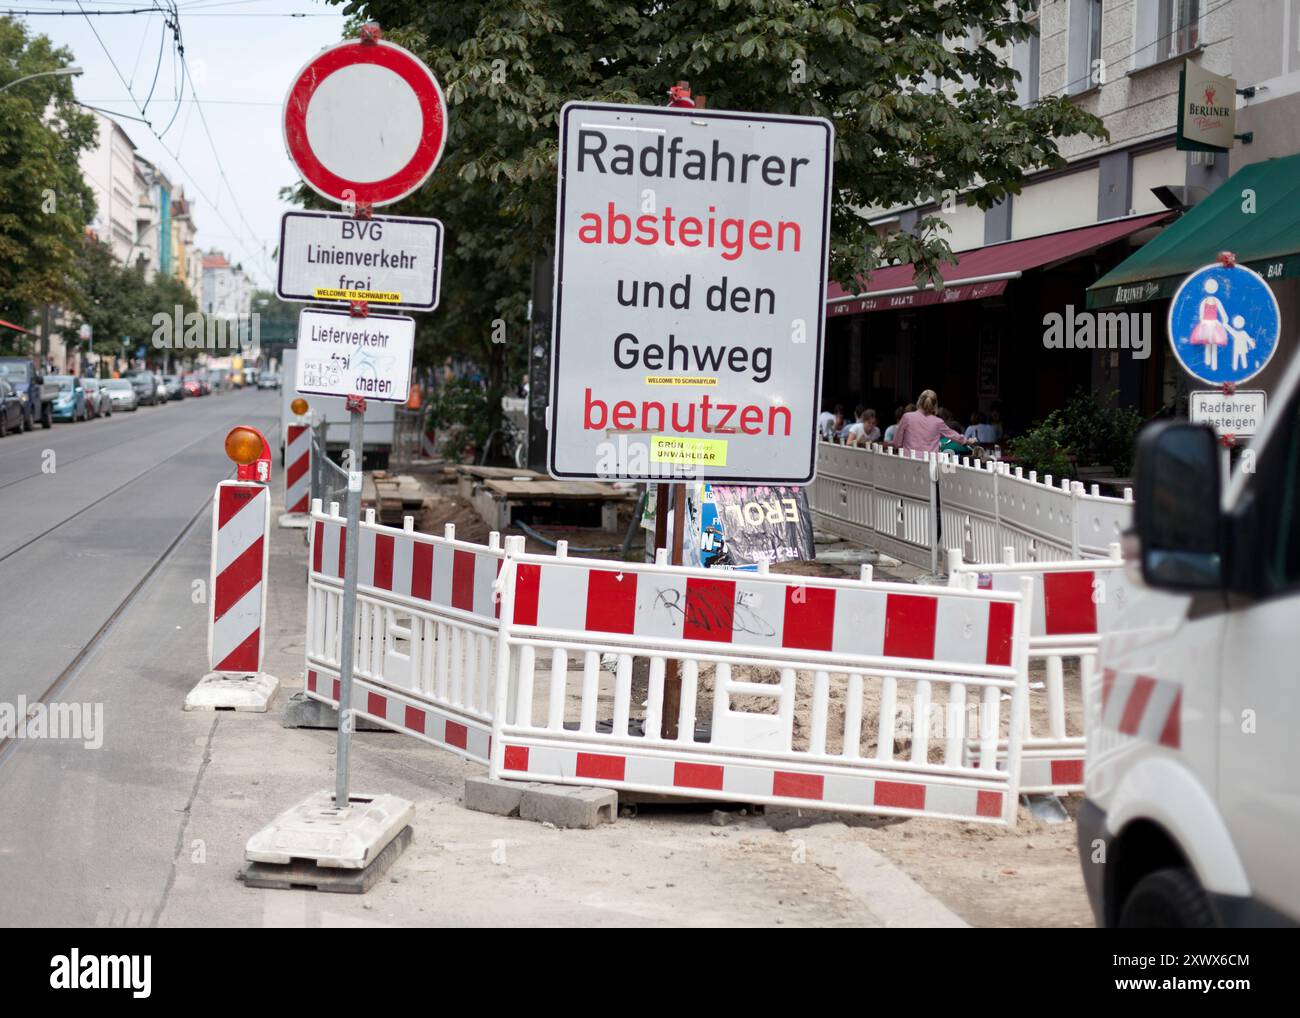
[547,102,834,484]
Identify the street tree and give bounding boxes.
[0,16,97,327]
[316,1,1104,349]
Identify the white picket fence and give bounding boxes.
[810,439,1133,571]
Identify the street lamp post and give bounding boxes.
[0,66,83,94]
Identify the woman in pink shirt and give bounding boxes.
[892,389,963,453]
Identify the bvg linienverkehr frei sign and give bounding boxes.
[547,102,834,484]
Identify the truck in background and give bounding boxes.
[0,357,56,430]
[279,348,396,469]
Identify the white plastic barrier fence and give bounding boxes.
[947,544,1131,795]
[490,539,1035,825]
[810,440,1133,570]
[811,441,939,572]
[305,499,504,764]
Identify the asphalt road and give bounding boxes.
[0,387,282,925]
[0,388,279,708]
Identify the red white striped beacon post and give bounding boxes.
[279,397,312,529]
[184,426,279,712]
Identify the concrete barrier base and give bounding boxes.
[183,671,278,712]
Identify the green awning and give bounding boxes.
[1087,152,1300,308]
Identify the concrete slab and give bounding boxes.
[281,690,389,731]
[277,512,310,530]
[246,789,414,869]
[519,784,617,829]
[184,671,278,712]
[243,825,413,893]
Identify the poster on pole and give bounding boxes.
[548,102,834,484]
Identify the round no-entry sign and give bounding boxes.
[283,37,447,207]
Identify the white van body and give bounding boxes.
[279,348,396,467]
[1078,346,1300,927]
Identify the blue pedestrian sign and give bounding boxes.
[1168,260,1280,385]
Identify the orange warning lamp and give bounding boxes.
[291,397,309,417]
[225,425,272,483]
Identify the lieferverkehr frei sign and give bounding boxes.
[547,102,834,484]
[277,210,444,311]
[294,306,415,402]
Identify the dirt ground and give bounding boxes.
[395,464,1093,927]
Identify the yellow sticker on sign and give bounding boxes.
[650,436,728,467]
[645,375,717,387]
[313,287,401,303]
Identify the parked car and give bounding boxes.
[152,371,168,403]
[0,379,25,436]
[257,372,280,391]
[48,375,89,422]
[128,372,158,406]
[163,374,185,400]
[181,374,203,397]
[81,378,113,418]
[0,357,56,429]
[104,378,138,412]
[1079,344,1300,928]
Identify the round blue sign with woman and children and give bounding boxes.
[1168,260,1280,386]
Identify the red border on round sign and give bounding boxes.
[282,39,447,207]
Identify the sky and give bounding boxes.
[10,0,352,289]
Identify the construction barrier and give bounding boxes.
[947,544,1131,795]
[284,422,312,515]
[811,442,939,571]
[304,499,504,764]
[490,540,1035,824]
[809,440,1133,570]
[299,502,1038,824]
[209,480,271,674]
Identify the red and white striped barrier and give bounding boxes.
[304,499,503,763]
[186,479,278,711]
[1098,668,1181,749]
[302,505,1041,825]
[492,541,1034,825]
[282,422,311,518]
[948,545,1130,794]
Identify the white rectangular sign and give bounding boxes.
[548,102,834,483]
[277,210,443,311]
[294,307,415,403]
[1190,389,1267,437]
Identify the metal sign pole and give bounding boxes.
[335,394,366,808]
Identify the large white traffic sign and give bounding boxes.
[548,102,834,483]
[277,210,444,310]
[282,37,447,207]
[294,306,415,403]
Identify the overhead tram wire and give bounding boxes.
[179,50,276,285]
[73,2,273,287]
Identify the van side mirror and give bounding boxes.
[1134,421,1223,590]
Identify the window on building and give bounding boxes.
[1134,0,1201,70]
[1089,0,1104,75]
[1012,1,1041,105]
[1067,0,1104,95]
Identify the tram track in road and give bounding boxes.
[0,482,219,768]
[0,404,281,766]
[0,422,251,566]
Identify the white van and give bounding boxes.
[1078,346,1300,928]
[279,348,397,469]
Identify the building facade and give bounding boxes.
[823,0,1299,442]
[201,251,254,319]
